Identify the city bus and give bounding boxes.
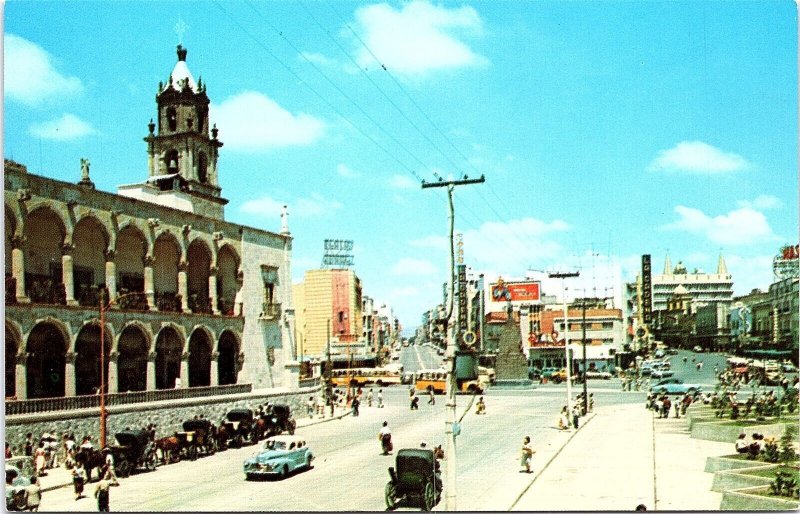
[414,369,486,395]
[328,367,402,387]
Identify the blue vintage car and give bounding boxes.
[243,435,313,480]
[650,378,702,395]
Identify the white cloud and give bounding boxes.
[389,174,417,189]
[299,51,337,67]
[29,114,95,140]
[387,286,421,299]
[410,235,448,249]
[240,193,340,218]
[662,205,776,245]
[5,34,83,106]
[391,258,438,276]
[211,91,325,151]
[352,0,487,76]
[737,195,782,211]
[337,164,359,178]
[647,141,749,173]
[724,254,777,295]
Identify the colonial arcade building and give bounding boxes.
[4,45,297,402]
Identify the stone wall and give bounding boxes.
[5,387,320,456]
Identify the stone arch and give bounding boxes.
[154,325,184,390]
[5,320,22,398]
[117,323,150,392]
[24,206,67,304]
[217,330,240,386]
[72,215,110,307]
[115,224,148,305]
[187,238,212,314]
[153,231,181,312]
[26,321,69,398]
[188,326,213,387]
[216,244,240,315]
[74,322,112,396]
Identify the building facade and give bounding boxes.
[4,45,297,400]
[651,255,734,312]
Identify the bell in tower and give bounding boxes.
[121,44,228,220]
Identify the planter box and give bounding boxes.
[712,464,777,492]
[720,485,800,511]
[688,415,726,430]
[691,420,793,443]
[705,455,772,473]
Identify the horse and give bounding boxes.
[154,436,182,465]
[74,448,105,482]
[215,425,230,451]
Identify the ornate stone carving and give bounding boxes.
[16,189,31,202]
[147,218,160,228]
[212,231,224,241]
[110,210,121,219]
[108,351,119,361]
[178,261,189,273]
[10,235,26,250]
[208,266,218,276]
[61,243,75,256]
[104,248,116,261]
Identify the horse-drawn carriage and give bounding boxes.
[180,419,217,459]
[222,408,259,448]
[110,429,157,478]
[385,448,442,511]
[258,404,297,439]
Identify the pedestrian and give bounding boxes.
[520,436,534,473]
[94,471,113,512]
[572,405,580,429]
[428,388,435,405]
[5,442,12,459]
[377,389,385,408]
[72,461,87,500]
[661,396,671,419]
[588,393,594,412]
[674,400,681,418]
[34,442,47,477]
[306,396,315,418]
[367,388,374,407]
[24,433,34,457]
[25,475,41,512]
[411,396,419,410]
[102,448,119,486]
[328,394,335,418]
[558,406,569,430]
[352,395,360,417]
[316,395,326,418]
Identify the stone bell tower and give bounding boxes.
[130,44,227,219]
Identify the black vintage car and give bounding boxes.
[260,404,297,438]
[385,448,442,511]
[111,429,157,477]
[223,408,258,447]
[181,419,217,458]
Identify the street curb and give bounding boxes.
[508,411,597,510]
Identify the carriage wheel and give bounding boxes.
[145,450,157,471]
[235,435,244,448]
[208,438,217,455]
[189,445,198,461]
[384,482,397,511]
[117,459,131,478]
[170,449,181,463]
[422,481,435,511]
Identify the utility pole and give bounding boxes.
[582,299,588,414]
[549,271,579,423]
[422,174,485,510]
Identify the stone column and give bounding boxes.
[178,262,190,313]
[64,351,77,397]
[107,352,119,394]
[143,256,156,311]
[104,249,117,303]
[61,244,77,306]
[210,352,219,386]
[147,352,157,391]
[208,267,220,315]
[11,236,29,303]
[180,352,189,388]
[15,353,28,400]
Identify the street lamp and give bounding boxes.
[549,271,579,420]
[98,289,144,448]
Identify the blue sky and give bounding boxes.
[4,1,798,331]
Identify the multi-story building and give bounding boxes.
[694,302,731,351]
[4,45,297,400]
[293,268,363,358]
[651,255,734,311]
[750,277,799,352]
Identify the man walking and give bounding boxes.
[94,471,113,512]
[427,388,435,406]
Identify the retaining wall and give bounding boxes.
[720,485,800,511]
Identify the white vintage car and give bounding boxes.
[243,435,313,480]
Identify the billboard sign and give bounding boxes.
[490,278,541,303]
[641,254,652,324]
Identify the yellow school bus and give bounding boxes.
[414,369,485,395]
[328,368,402,387]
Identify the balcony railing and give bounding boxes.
[117,291,149,311]
[155,291,182,313]
[6,383,253,416]
[259,302,281,320]
[25,274,66,305]
[189,294,212,314]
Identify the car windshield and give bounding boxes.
[265,440,287,450]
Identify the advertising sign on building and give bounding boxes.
[641,254,652,324]
[457,264,467,334]
[490,278,541,303]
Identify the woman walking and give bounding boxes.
[72,461,88,500]
[520,436,534,473]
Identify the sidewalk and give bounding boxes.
[511,403,730,511]
[26,409,351,494]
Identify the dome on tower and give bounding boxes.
[164,45,197,92]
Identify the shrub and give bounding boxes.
[769,469,798,498]
[779,426,798,463]
[763,437,780,463]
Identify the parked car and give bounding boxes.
[243,435,313,480]
[692,345,704,353]
[528,367,542,380]
[650,368,675,379]
[650,378,702,395]
[666,348,679,355]
[539,367,560,379]
[585,370,613,380]
[654,349,665,359]
[781,361,798,373]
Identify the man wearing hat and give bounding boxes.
[102,448,119,486]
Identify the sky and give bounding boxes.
[4,0,798,332]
